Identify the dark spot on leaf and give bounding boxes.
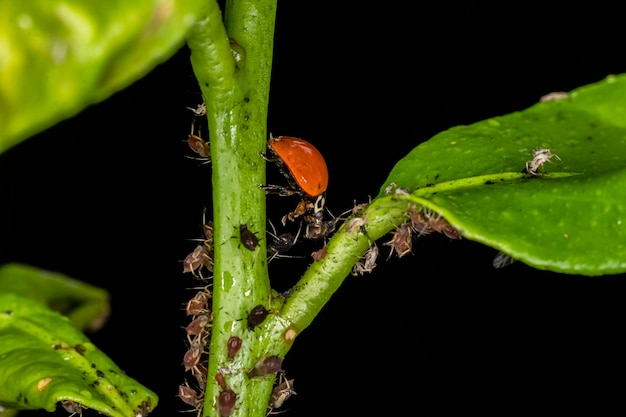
[97,370,105,378]
[4,310,12,315]
[485,180,495,185]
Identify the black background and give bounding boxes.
[2,2,626,416]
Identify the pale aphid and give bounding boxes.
[525,148,561,176]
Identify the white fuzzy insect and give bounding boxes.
[525,148,561,176]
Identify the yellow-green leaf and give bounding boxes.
[0,0,206,153]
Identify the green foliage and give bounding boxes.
[380,74,626,275]
[1,1,625,417]
[0,272,157,417]
[0,0,207,154]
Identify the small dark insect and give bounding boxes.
[240,224,259,251]
[61,400,85,417]
[218,389,237,417]
[248,355,283,378]
[267,218,301,262]
[226,336,243,361]
[247,305,269,330]
[136,401,152,417]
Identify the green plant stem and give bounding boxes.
[187,1,277,416]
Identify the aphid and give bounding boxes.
[303,204,341,240]
[178,382,203,408]
[186,314,211,342]
[183,341,204,372]
[345,215,367,235]
[383,181,410,195]
[304,216,338,240]
[492,250,518,268]
[61,400,85,417]
[351,244,379,276]
[385,223,413,259]
[186,120,211,164]
[248,355,283,378]
[408,207,434,236]
[525,148,561,176]
[182,245,205,274]
[269,374,296,410]
[186,287,211,317]
[226,336,243,361]
[191,362,208,387]
[247,305,269,330]
[187,102,207,116]
[423,209,461,240]
[218,389,237,417]
[539,91,570,102]
[136,401,152,417]
[311,246,328,262]
[267,218,301,262]
[239,224,259,251]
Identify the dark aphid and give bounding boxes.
[218,389,237,417]
[227,336,243,361]
[240,224,259,251]
[248,355,283,378]
[136,401,152,417]
[247,305,269,330]
[215,372,227,390]
[267,217,301,262]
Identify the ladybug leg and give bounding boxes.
[260,184,301,197]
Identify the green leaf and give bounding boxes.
[0,263,110,332]
[0,292,158,417]
[0,0,206,154]
[379,73,626,276]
